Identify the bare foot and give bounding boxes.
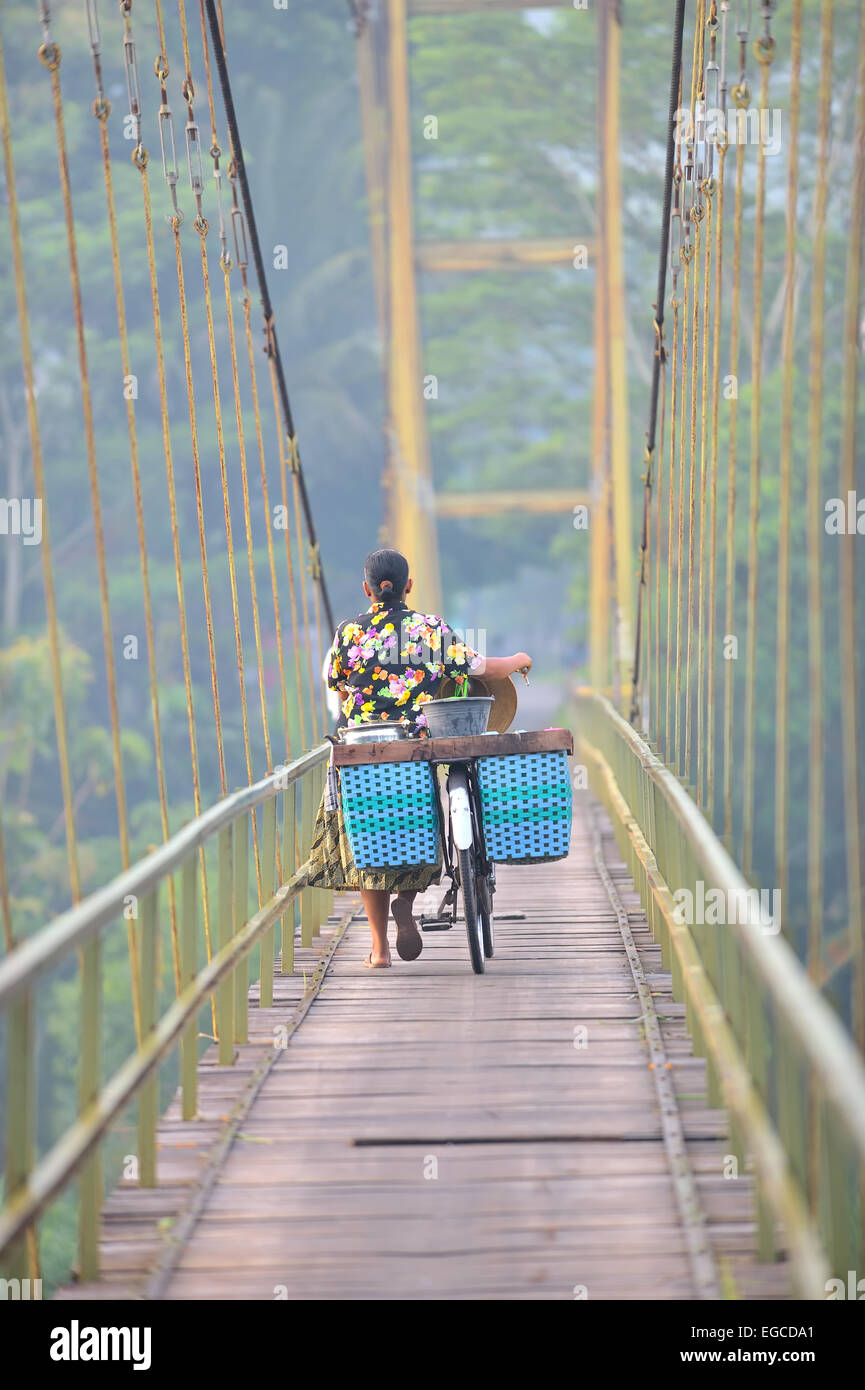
[364,950,392,969]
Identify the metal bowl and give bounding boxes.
[423,695,494,739]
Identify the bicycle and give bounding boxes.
[334,725,573,976]
[420,754,496,974]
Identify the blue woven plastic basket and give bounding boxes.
[340,761,440,868]
[477,750,572,864]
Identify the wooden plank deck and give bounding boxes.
[60,794,790,1302]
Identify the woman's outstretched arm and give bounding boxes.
[471,651,532,680]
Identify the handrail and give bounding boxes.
[0,868,306,1260]
[0,745,328,1008]
[575,688,865,1296]
[583,694,865,1151]
[0,742,332,1282]
[575,689,865,1295]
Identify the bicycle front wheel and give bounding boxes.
[458,844,485,974]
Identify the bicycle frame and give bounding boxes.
[426,757,494,927]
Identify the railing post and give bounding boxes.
[137,892,158,1192]
[314,761,329,933]
[216,825,235,1064]
[744,964,775,1261]
[282,780,297,974]
[180,856,198,1120]
[653,789,673,971]
[776,1018,806,1198]
[4,991,34,1280]
[79,932,103,1277]
[667,821,686,1005]
[300,772,316,949]
[259,800,277,1009]
[234,812,250,1039]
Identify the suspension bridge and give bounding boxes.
[1,0,864,1304]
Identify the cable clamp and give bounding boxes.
[754,33,775,66]
[38,41,61,70]
[287,434,300,474]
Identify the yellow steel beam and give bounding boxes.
[589,185,611,691]
[416,238,592,272]
[356,19,389,344]
[384,0,442,611]
[409,0,572,12]
[435,488,589,518]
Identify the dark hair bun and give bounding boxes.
[364,548,409,602]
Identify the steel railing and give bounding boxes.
[0,743,332,1282]
[575,689,865,1298]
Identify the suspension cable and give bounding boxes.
[664,81,683,764]
[289,433,321,742]
[651,325,666,744]
[722,0,751,846]
[630,0,687,728]
[202,0,335,639]
[674,216,690,777]
[153,0,229,801]
[129,0,216,979]
[36,0,131,880]
[839,4,865,1047]
[177,0,256,797]
[196,0,274,778]
[0,25,81,908]
[268,363,307,750]
[705,1,730,817]
[773,0,802,942]
[683,0,707,787]
[237,213,293,760]
[85,0,176,1011]
[695,6,716,809]
[741,1,775,879]
[694,1,721,810]
[805,0,833,976]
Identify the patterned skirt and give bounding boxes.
[305,758,443,893]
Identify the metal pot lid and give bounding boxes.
[339,721,409,743]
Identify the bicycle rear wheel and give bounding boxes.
[458,844,485,974]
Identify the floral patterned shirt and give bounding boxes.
[326,601,482,731]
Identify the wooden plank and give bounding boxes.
[58,795,788,1302]
[332,725,574,766]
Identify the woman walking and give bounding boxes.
[306,548,532,968]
